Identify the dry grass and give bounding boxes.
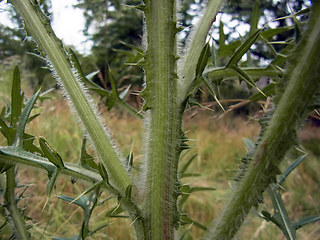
[1,91,319,239]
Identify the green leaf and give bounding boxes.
[278,154,306,185]
[293,216,320,230]
[46,168,60,199]
[218,20,226,48]
[14,88,41,148]
[201,77,225,111]
[249,83,275,101]
[226,28,262,67]
[249,1,260,35]
[98,163,109,184]
[267,186,296,240]
[125,184,133,200]
[69,182,102,207]
[260,26,294,40]
[179,214,208,231]
[179,154,197,176]
[106,67,119,110]
[0,119,16,145]
[80,137,98,171]
[11,66,22,128]
[0,162,13,174]
[58,195,89,211]
[39,138,64,168]
[196,42,211,77]
[190,186,215,193]
[230,65,266,97]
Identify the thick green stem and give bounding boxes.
[142,0,181,239]
[9,0,131,192]
[209,5,320,240]
[4,167,30,240]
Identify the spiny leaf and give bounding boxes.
[58,195,89,211]
[0,162,13,174]
[119,41,143,54]
[80,137,98,171]
[39,138,64,168]
[106,199,125,217]
[249,83,275,101]
[196,42,211,77]
[293,216,320,230]
[179,154,197,176]
[179,214,208,231]
[0,119,16,145]
[278,154,306,185]
[14,88,41,148]
[202,77,225,111]
[125,142,134,173]
[230,65,266,97]
[44,168,60,210]
[260,26,294,40]
[11,66,22,128]
[68,182,102,207]
[98,163,109,184]
[190,186,215,193]
[218,20,226,48]
[125,184,133,200]
[266,186,296,240]
[249,1,260,35]
[226,28,262,67]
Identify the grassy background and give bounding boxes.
[0,77,320,239]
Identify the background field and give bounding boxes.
[1,84,319,239]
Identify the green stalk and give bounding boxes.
[9,0,131,192]
[178,0,224,102]
[142,0,181,239]
[4,167,29,240]
[208,4,320,239]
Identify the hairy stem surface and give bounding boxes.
[4,167,29,240]
[9,0,131,192]
[142,0,181,239]
[209,4,320,239]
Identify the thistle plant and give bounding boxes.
[0,0,320,239]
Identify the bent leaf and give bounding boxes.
[39,138,64,168]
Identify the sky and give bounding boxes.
[0,0,92,54]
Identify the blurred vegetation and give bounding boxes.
[0,90,318,238]
[0,0,319,239]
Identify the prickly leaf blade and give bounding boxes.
[11,66,22,128]
[58,195,89,211]
[267,186,296,240]
[196,42,210,77]
[80,137,98,171]
[293,216,320,230]
[14,88,41,148]
[226,28,262,67]
[39,138,64,168]
[46,168,60,199]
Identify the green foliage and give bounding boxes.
[0,0,319,239]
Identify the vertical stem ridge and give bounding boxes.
[143,0,180,239]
